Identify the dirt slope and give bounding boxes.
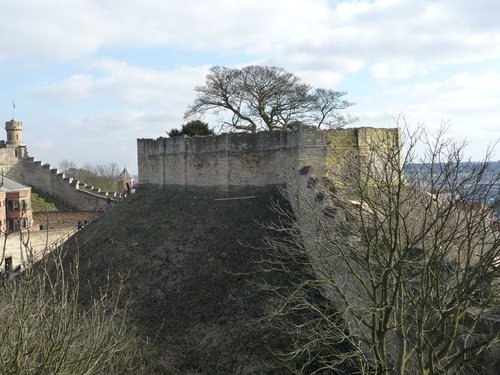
[64,189,293,374]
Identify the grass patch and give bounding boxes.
[31,189,74,212]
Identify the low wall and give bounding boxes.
[1,228,73,270]
[32,211,95,230]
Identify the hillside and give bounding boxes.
[62,189,300,374]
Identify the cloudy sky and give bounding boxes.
[1,0,499,175]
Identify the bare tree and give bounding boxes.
[60,161,121,192]
[88,162,121,181]
[185,65,356,133]
[59,159,77,174]
[264,124,500,374]
[0,245,145,374]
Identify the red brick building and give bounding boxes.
[0,175,32,233]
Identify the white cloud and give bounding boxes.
[1,0,332,62]
[0,0,108,61]
[25,109,175,174]
[32,60,209,110]
[391,71,500,116]
[67,109,173,135]
[369,63,429,81]
[4,0,500,166]
[352,70,500,159]
[4,0,500,82]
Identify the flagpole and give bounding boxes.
[12,100,15,120]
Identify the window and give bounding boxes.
[7,218,17,230]
[14,150,18,157]
[4,257,12,272]
[7,200,20,211]
[20,218,29,228]
[7,218,30,230]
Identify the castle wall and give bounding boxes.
[325,127,401,187]
[0,119,118,213]
[137,126,327,194]
[18,158,112,211]
[0,146,24,178]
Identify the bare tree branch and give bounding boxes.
[262,122,500,374]
[185,65,356,132]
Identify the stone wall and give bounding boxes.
[325,127,401,186]
[32,211,95,230]
[17,157,117,211]
[0,144,26,178]
[0,118,119,215]
[0,144,118,211]
[1,228,73,270]
[137,126,400,195]
[138,125,327,194]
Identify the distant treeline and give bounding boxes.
[405,161,500,208]
[405,160,500,183]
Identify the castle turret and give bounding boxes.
[5,119,24,146]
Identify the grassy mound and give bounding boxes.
[63,189,295,374]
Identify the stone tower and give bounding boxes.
[5,119,24,146]
[0,118,114,211]
[1,119,28,178]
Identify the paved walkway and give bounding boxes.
[1,228,74,269]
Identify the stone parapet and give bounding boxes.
[18,158,117,210]
[137,125,330,194]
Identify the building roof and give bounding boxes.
[119,167,132,180]
[0,175,30,192]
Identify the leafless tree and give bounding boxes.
[263,124,500,374]
[0,245,145,374]
[84,162,121,181]
[185,65,356,133]
[60,161,121,192]
[59,159,77,174]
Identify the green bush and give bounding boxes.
[30,191,59,212]
[168,120,214,137]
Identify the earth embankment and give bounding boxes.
[64,189,294,374]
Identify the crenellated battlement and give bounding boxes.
[17,157,116,210]
[4,158,114,212]
[0,120,120,210]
